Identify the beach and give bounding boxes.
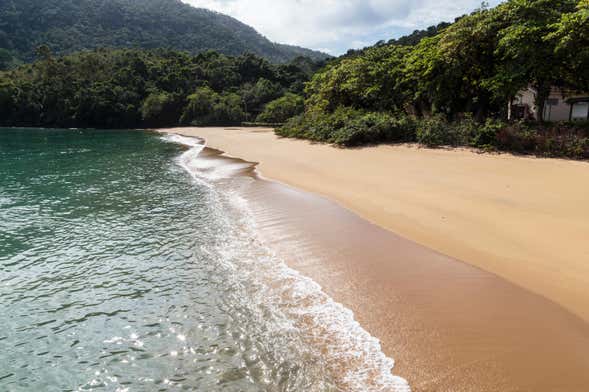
[160,126,589,391]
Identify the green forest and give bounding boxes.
[0,48,321,129]
[1,0,588,158]
[0,0,328,66]
[278,0,589,158]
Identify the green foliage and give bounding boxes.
[302,0,586,123]
[416,116,455,147]
[470,119,505,148]
[491,0,578,114]
[280,107,589,158]
[240,78,284,120]
[141,92,183,127]
[331,112,416,146]
[278,107,363,143]
[415,116,507,148]
[0,77,15,119]
[495,122,589,158]
[256,93,304,123]
[279,0,589,159]
[0,48,16,70]
[547,0,589,88]
[0,0,329,64]
[180,87,245,126]
[278,108,416,147]
[0,48,318,128]
[305,45,411,113]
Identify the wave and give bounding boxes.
[163,134,255,181]
[161,132,410,392]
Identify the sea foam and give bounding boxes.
[162,132,411,392]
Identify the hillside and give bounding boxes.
[0,0,329,66]
[0,48,322,128]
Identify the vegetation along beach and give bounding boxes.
[1,0,589,391]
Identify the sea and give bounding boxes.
[0,128,409,392]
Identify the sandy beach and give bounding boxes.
[160,127,589,391]
[162,127,589,322]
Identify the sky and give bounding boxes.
[182,0,505,55]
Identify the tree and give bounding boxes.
[0,0,329,64]
[35,45,53,62]
[180,87,245,125]
[212,93,246,125]
[0,77,15,122]
[180,87,220,125]
[492,0,577,120]
[435,7,502,119]
[239,78,284,119]
[546,0,589,90]
[0,48,311,128]
[305,45,410,113]
[256,93,304,123]
[141,92,182,127]
[0,49,13,70]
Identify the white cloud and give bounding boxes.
[182,0,504,54]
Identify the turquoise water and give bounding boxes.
[0,129,408,392]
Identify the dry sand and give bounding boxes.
[160,127,589,391]
[162,127,589,322]
[238,174,589,392]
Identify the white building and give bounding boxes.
[508,86,589,122]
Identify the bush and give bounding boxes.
[278,108,416,146]
[415,115,455,147]
[277,106,362,143]
[470,118,504,148]
[256,93,304,123]
[331,112,416,146]
[278,108,589,159]
[495,122,589,159]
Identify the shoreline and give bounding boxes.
[160,127,589,391]
[160,126,589,324]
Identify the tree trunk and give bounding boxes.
[535,82,551,123]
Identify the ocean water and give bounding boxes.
[0,128,408,392]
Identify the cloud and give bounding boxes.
[182,0,504,54]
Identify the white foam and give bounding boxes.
[161,133,253,181]
[162,133,411,392]
[224,192,411,392]
[161,133,204,148]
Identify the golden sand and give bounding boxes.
[160,127,589,391]
[161,127,589,322]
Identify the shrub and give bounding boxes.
[470,118,504,148]
[331,112,416,146]
[278,108,416,146]
[415,115,455,147]
[256,93,304,123]
[277,106,363,143]
[278,108,589,159]
[491,121,589,159]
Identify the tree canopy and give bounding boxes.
[304,0,587,120]
[0,0,329,69]
[278,0,589,158]
[0,48,323,128]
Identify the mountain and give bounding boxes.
[0,0,330,65]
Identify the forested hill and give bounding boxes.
[0,0,329,66]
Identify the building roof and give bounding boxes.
[566,97,589,104]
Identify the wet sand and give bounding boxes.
[241,178,589,391]
[161,127,589,323]
[160,127,589,391]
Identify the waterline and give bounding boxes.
[163,132,410,392]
